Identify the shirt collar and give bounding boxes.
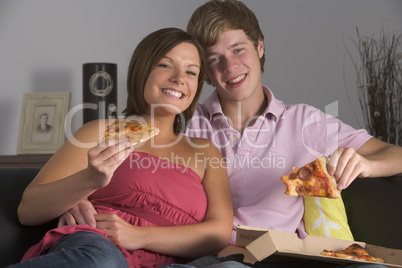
[202,86,286,122]
[262,86,285,122]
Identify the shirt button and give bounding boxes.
[231,135,238,141]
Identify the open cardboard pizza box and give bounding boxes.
[219,225,402,267]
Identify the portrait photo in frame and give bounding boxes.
[17,92,71,154]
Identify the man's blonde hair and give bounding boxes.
[187,0,265,84]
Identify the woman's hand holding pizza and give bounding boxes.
[86,139,133,189]
[57,139,133,228]
[327,147,372,190]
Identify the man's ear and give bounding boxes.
[257,39,264,59]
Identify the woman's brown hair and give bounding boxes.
[123,27,206,135]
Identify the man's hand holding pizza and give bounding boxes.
[281,137,402,199]
[58,199,97,227]
[327,146,372,191]
[328,137,402,190]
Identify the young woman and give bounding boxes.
[11,28,233,268]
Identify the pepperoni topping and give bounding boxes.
[296,185,311,196]
[298,167,312,181]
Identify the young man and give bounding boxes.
[178,0,401,267]
[185,0,402,243]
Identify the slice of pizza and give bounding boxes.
[103,120,159,146]
[321,249,357,260]
[280,155,340,199]
[344,244,385,263]
[321,243,385,263]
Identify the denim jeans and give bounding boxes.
[160,255,387,268]
[7,232,128,268]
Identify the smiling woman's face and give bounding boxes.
[143,41,201,116]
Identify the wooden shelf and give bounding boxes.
[0,154,52,168]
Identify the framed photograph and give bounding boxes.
[17,92,71,154]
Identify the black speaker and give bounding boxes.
[83,63,117,124]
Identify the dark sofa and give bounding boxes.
[1,167,401,267]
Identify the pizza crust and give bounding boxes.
[318,156,339,198]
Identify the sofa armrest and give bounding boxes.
[0,167,57,266]
[342,175,402,249]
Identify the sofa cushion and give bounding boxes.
[303,194,354,241]
[342,175,402,250]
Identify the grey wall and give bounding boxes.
[1,0,401,155]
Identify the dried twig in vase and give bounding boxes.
[345,25,402,146]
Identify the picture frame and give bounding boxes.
[17,92,71,154]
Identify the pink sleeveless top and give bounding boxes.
[22,152,208,268]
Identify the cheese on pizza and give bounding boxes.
[321,243,385,263]
[280,155,340,199]
[103,120,159,145]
